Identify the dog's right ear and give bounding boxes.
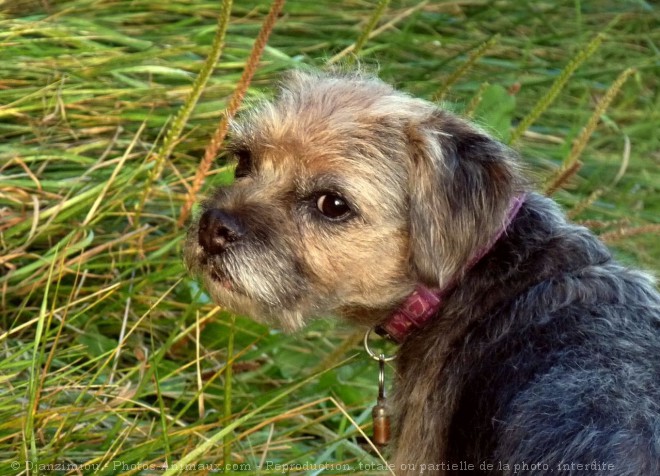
[406,110,522,287]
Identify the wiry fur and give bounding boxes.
[393,193,660,475]
[184,71,660,475]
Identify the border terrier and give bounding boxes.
[184,71,660,475]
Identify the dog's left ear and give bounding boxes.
[405,110,523,286]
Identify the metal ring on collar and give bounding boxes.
[363,327,396,362]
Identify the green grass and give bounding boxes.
[1,0,658,474]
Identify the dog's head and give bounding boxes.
[184,71,521,330]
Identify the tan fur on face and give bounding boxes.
[187,72,420,330]
[185,70,521,332]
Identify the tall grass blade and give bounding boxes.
[545,67,635,195]
[23,246,59,472]
[434,36,499,102]
[510,33,603,145]
[161,357,356,476]
[223,314,236,466]
[348,0,390,63]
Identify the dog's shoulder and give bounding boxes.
[443,192,660,473]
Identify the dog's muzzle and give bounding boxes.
[198,209,245,255]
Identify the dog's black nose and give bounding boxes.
[198,209,245,255]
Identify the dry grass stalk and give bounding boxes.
[178,0,286,227]
[464,81,490,118]
[510,33,603,145]
[600,224,660,243]
[567,188,604,219]
[135,0,234,224]
[545,160,582,196]
[544,67,635,194]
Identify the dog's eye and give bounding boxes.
[316,193,351,220]
[233,148,252,179]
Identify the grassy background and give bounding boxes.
[1,0,658,474]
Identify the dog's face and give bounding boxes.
[184,72,519,330]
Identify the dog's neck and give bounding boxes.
[377,194,526,343]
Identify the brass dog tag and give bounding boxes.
[372,354,391,446]
[372,397,391,446]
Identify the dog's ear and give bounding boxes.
[406,110,522,286]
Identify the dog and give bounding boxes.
[184,71,660,475]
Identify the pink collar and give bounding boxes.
[377,194,526,343]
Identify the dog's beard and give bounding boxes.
[184,234,312,331]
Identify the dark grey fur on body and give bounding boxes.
[397,192,660,475]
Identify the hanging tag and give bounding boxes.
[371,354,391,446]
[364,328,395,448]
